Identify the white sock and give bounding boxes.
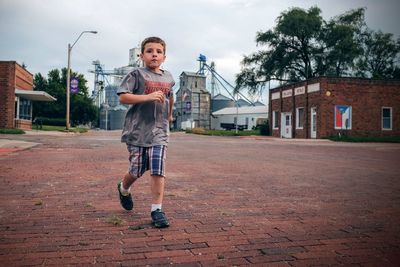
[151,204,162,212]
[120,182,130,194]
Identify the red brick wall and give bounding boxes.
[0,62,16,128]
[321,78,400,137]
[0,61,33,129]
[15,63,33,90]
[270,77,400,138]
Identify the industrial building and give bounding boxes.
[269,76,400,138]
[174,71,268,131]
[175,71,211,129]
[93,47,143,130]
[211,106,268,130]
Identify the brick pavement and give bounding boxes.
[0,131,400,266]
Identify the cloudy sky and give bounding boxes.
[1,0,399,103]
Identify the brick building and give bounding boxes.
[0,61,56,130]
[269,77,400,138]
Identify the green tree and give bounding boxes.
[355,30,400,79]
[236,6,323,94]
[33,68,97,126]
[316,8,365,77]
[236,7,367,94]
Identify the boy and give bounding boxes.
[116,37,175,228]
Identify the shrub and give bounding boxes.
[0,128,25,134]
[34,117,66,126]
[259,121,270,136]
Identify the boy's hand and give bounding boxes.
[148,91,165,103]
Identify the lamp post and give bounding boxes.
[66,30,97,130]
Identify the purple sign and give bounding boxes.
[70,77,79,94]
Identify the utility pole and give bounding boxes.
[66,30,97,130]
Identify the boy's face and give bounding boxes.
[140,42,166,71]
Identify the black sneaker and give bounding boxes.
[117,182,133,210]
[151,209,170,228]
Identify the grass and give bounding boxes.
[185,128,262,137]
[0,128,25,134]
[38,125,88,133]
[327,135,400,143]
[106,215,124,226]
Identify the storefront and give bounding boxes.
[0,61,56,130]
[269,77,400,138]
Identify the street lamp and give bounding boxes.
[66,30,97,130]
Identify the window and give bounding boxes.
[273,111,279,129]
[18,98,32,120]
[296,107,304,129]
[382,107,392,130]
[334,105,352,130]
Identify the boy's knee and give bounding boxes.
[151,175,165,180]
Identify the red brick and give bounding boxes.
[144,249,192,259]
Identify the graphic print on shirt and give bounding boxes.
[144,80,173,96]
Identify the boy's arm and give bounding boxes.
[119,91,165,104]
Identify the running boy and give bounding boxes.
[116,37,175,228]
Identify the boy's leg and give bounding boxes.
[149,146,169,228]
[150,175,169,228]
[118,145,146,211]
[123,172,137,190]
[150,175,165,205]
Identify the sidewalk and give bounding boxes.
[0,139,39,154]
[1,131,399,266]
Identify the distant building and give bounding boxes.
[212,106,268,130]
[175,72,211,129]
[0,61,56,130]
[269,76,400,138]
[211,93,235,112]
[97,47,144,130]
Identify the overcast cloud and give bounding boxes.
[1,0,399,103]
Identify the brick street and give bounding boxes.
[1,131,400,266]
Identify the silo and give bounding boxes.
[211,94,235,112]
[109,105,127,130]
[99,105,110,130]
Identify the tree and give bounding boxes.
[236,6,323,94]
[236,7,367,94]
[316,8,365,77]
[355,30,400,79]
[33,68,98,126]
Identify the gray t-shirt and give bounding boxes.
[117,67,175,147]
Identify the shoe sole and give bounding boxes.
[153,221,170,228]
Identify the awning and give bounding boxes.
[15,89,57,102]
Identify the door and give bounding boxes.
[281,113,292,138]
[310,107,317,138]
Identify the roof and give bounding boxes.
[212,94,233,101]
[180,71,206,78]
[253,101,266,106]
[237,99,250,107]
[213,106,268,115]
[15,89,56,102]
[269,76,400,93]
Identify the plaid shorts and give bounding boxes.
[127,145,167,178]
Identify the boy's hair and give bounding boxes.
[141,37,166,54]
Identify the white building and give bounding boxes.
[211,105,268,130]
